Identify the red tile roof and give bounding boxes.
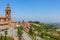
[0,16,5,19]
[20,22,30,29]
[0,21,8,25]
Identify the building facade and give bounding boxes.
[20,21,30,32]
[0,4,16,29]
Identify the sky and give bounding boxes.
[0,0,60,23]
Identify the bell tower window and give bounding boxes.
[7,11,8,14]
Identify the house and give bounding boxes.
[20,21,30,32]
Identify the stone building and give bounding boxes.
[0,4,16,29]
[20,21,30,32]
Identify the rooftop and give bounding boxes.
[0,16,5,19]
[0,21,8,25]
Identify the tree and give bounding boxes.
[29,27,33,35]
[0,34,3,40]
[17,27,23,40]
[22,20,24,22]
[4,30,8,40]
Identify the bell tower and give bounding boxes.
[5,4,11,21]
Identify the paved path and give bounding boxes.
[21,31,32,40]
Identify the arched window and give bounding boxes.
[7,11,8,14]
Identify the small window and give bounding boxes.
[7,12,8,14]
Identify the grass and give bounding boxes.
[0,36,14,40]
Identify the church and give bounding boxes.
[0,4,16,28]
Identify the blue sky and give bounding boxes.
[0,0,60,23]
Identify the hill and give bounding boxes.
[28,21,60,40]
[48,23,60,28]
